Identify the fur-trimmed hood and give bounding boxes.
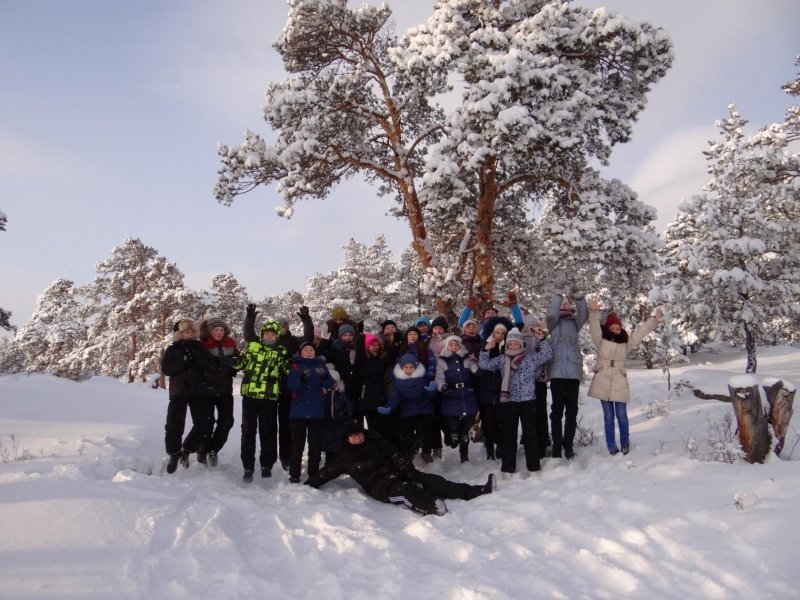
[438,335,467,359]
[392,362,427,381]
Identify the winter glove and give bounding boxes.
[315,367,327,377]
[502,291,518,307]
[377,406,392,415]
[301,369,311,383]
[425,381,438,392]
[297,305,310,321]
[246,303,259,319]
[439,383,449,393]
[356,320,364,334]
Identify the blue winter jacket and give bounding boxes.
[385,363,435,417]
[479,340,553,402]
[545,294,588,380]
[288,356,335,420]
[435,348,478,418]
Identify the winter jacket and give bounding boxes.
[476,346,503,405]
[435,347,479,418]
[329,337,361,405]
[545,294,588,380]
[287,355,335,419]
[306,430,419,500]
[587,310,658,402]
[385,363,435,418]
[356,341,398,413]
[199,336,239,397]
[160,339,215,399]
[479,340,553,403]
[234,336,289,400]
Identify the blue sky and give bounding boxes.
[1,0,798,327]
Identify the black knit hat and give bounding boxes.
[341,418,364,439]
[380,319,398,332]
[431,315,449,332]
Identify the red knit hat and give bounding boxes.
[604,313,622,328]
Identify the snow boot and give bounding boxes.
[482,474,497,495]
[166,454,180,474]
[208,451,218,467]
[243,470,254,483]
[563,444,575,460]
[178,450,190,469]
[197,451,207,466]
[261,467,272,478]
[485,443,495,460]
[622,444,630,455]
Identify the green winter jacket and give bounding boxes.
[235,340,289,400]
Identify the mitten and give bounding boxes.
[425,381,437,392]
[301,369,311,383]
[439,383,449,393]
[502,291,518,307]
[315,367,327,377]
[356,320,364,334]
[466,295,479,311]
[377,406,392,415]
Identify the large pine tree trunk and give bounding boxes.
[763,380,796,456]
[728,379,771,463]
[473,157,498,304]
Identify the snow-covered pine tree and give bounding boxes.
[0,279,87,379]
[535,172,661,318]
[303,236,400,332]
[657,91,800,373]
[81,238,190,382]
[399,0,672,303]
[207,273,250,345]
[392,247,438,327]
[215,0,672,311]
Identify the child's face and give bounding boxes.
[447,340,460,353]
[368,340,382,355]
[210,326,225,341]
[507,340,522,352]
[463,322,477,336]
[181,328,196,340]
[262,331,278,344]
[340,332,354,343]
[417,323,429,335]
[608,323,622,335]
[493,329,506,342]
[406,331,418,343]
[300,345,316,359]
[402,363,416,376]
[432,325,445,336]
[383,324,397,336]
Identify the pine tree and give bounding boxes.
[215,0,672,308]
[81,238,190,382]
[657,86,800,372]
[0,279,87,379]
[0,209,12,332]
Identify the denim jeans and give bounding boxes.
[601,400,629,451]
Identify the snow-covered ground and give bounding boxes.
[1,346,799,599]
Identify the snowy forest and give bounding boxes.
[1,1,798,380]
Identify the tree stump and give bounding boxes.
[728,377,771,464]
[762,379,796,456]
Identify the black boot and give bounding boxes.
[243,470,254,483]
[178,450,190,468]
[564,444,575,460]
[166,454,180,474]
[482,473,497,494]
[459,441,469,463]
[261,467,272,478]
[197,450,207,466]
[485,443,495,460]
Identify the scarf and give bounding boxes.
[500,345,526,402]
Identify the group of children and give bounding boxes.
[161,292,664,485]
